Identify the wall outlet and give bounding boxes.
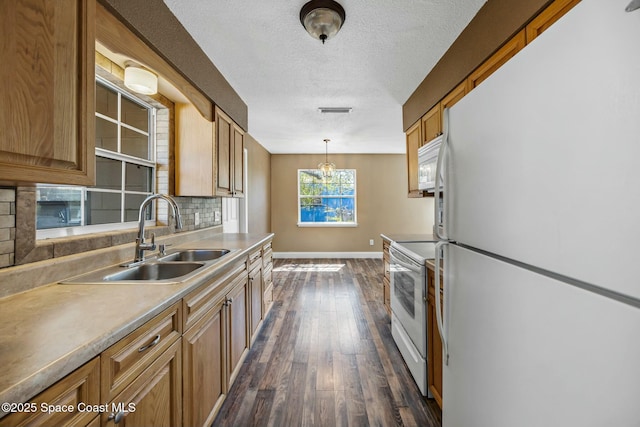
[214,210,221,222]
[369,239,375,246]
[194,212,200,226]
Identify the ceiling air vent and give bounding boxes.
[318,107,352,114]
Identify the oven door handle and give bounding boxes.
[389,246,422,273]
[435,241,449,365]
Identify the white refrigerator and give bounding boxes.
[433,0,640,426]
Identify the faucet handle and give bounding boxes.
[149,233,156,250]
[158,243,171,256]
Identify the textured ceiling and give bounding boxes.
[163,0,486,154]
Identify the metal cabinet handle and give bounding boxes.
[138,334,161,353]
[108,410,126,424]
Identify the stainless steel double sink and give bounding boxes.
[61,249,234,284]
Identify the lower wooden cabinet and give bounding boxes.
[226,275,249,386]
[182,299,225,427]
[181,255,251,427]
[249,264,263,343]
[0,358,100,427]
[427,265,443,409]
[102,339,182,427]
[382,238,391,315]
[1,240,274,427]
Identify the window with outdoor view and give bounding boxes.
[298,169,357,226]
[36,77,156,237]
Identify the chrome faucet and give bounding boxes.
[133,194,183,264]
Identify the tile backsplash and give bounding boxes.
[0,188,16,268]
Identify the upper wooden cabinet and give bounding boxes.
[440,81,467,113]
[421,104,442,146]
[215,107,244,197]
[526,0,581,43]
[175,103,215,196]
[0,0,95,186]
[405,120,424,198]
[466,29,526,93]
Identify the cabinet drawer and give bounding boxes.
[248,248,262,273]
[262,248,273,268]
[0,358,100,427]
[183,259,247,331]
[101,302,181,402]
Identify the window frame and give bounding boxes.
[297,168,358,227]
[36,77,157,239]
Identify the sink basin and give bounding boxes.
[102,262,204,281]
[159,249,230,262]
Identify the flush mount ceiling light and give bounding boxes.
[318,138,336,178]
[318,107,352,114]
[300,0,346,44]
[124,65,158,95]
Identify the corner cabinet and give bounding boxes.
[215,107,244,197]
[0,0,95,186]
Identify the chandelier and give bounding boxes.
[318,139,336,178]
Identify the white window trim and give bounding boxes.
[36,77,157,239]
[296,168,358,227]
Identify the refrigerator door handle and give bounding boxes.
[434,108,449,241]
[435,240,449,365]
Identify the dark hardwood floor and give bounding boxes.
[213,258,442,427]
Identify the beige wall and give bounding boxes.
[271,154,433,254]
[245,134,271,234]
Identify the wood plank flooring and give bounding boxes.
[213,258,442,427]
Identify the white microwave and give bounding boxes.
[418,134,443,192]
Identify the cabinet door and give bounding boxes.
[0,358,99,427]
[526,0,581,43]
[249,266,263,342]
[175,103,214,196]
[440,81,467,113]
[226,276,248,386]
[215,107,233,197]
[232,126,244,197]
[405,120,424,197]
[467,30,526,92]
[421,104,442,145]
[102,339,182,427]
[426,269,443,409]
[0,0,95,186]
[182,301,225,427]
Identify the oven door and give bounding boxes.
[389,245,427,357]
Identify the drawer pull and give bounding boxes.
[108,410,126,424]
[138,334,161,353]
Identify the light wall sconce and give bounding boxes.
[124,65,158,95]
[300,0,346,44]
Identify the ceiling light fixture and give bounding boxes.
[124,65,158,95]
[300,0,346,44]
[318,139,336,178]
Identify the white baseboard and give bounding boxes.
[273,251,383,259]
